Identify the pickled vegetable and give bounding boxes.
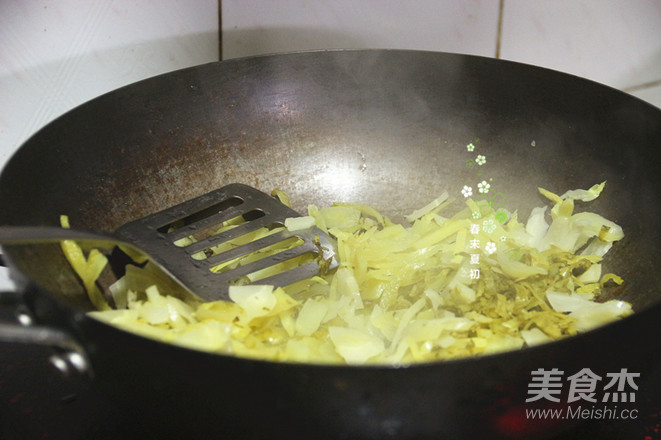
[65,183,631,365]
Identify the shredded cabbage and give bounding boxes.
[65,182,631,365]
[60,215,111,311]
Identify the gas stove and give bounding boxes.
[0,252,15,292]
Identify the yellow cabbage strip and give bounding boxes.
[59,215,111,311]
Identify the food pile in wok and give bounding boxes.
[60,174,631,365]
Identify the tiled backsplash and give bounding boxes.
[499,0,661,106]
[0,0,219,171]
[221,0,661,108]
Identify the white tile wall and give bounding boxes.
[222,0,661,109]
[0,0,219,172]
[222,0,500,58]
[500,0,661,103]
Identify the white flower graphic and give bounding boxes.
[472,211,481,219]
[499,235,507,242]
[467,143,475,152]
[478,180,491,194]
[476,155,486,166]
[482,219,496,234]
[484,242,497,255]
[461,185,473,198]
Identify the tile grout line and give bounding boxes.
[495,0,505,59]
[219,0,223,60]
[491,0,658,98]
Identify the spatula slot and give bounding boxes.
[171,211,277,248]
[207,235,305,273]
[230,252,321,285]
[189,223,288,258]
[156,196,244,234]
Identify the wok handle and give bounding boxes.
[0,290,92,378]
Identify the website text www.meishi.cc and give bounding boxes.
[526,405,638,420]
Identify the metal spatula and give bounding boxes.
[0,183,337,302]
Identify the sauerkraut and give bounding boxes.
[62,182,631,365]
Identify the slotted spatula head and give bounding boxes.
[114,183,337,302]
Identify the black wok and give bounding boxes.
[0,50,660,439]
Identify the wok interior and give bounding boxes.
[1,50,660,314]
